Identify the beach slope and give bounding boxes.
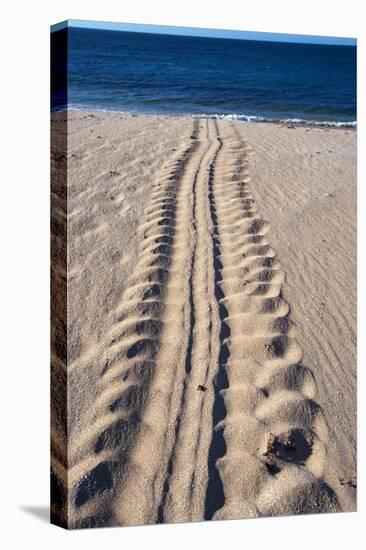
[51,110,356,528]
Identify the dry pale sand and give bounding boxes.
[51,110,356,529]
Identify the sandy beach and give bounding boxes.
[51,110,356,528]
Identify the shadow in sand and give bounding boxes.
[20,505,49,523]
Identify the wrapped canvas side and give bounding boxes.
[51,26,68,529]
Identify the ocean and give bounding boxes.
[52,27,357,126]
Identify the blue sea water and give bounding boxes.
[54,27,357,126]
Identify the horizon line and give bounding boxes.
[51,19,356,46]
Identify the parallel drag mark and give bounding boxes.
[148,120,224,525]
[205,121,229,520]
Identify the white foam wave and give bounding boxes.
[193,113,356,127]
[54,105,356,128]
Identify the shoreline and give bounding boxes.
[52,106,357,130]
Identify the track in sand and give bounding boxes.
[58,119,341,528]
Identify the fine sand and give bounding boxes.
[51,110,356,528]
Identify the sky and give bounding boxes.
[51,19,356,46]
